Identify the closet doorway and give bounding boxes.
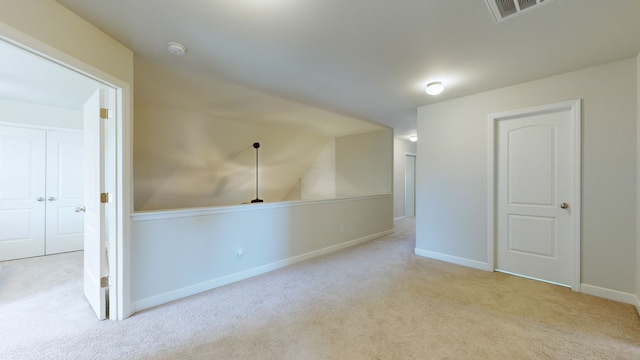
[0,126,84,261]
[405,154,416,217]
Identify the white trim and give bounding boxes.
[131,229,393,313]
[132,194,392,222]
[0,23,127,92]
[487,113,496,271]
[572,100,582,292]
[414,249,493,271]
[0,23,132,320]
[581,284,640,307]
[487,99,582,291]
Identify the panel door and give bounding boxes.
[496,109,575,286]
[0,126,46,261]
[45,130,84,254]
[83,89,108,320]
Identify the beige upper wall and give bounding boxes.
[134,105,333,210]
[135,106,394,210]
[336,129,393,197]
[417,58,637,293]
[0,0,133,84]
[301,138,336,200]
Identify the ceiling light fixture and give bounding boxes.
[425,82,444,95]
[167,42,187,56]
[409,135,418,142]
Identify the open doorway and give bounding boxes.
[405,154,416,217]
[0,35,123,319]
[0,122,84,261]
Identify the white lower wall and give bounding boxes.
[130,195,393,313]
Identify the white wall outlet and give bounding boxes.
[339,224,344,233]
[235,247,244,257]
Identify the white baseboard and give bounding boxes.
[131,229,393,313]
[414,248,492,271]
[580,283,640,309]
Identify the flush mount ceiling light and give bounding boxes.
[167,42,187,56]
[409,135,418,142]
[425,82,444,95]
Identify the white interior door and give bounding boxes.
[494,102,579,288]
[83,89,108,320]
[405,154,416,217]
[0,126,46,261]
[45,130,84,254]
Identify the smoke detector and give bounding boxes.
[485,0,554,23]
[167,42,187,56]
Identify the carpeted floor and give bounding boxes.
[1,217,639,359]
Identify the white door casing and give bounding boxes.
[46,130,84,254]
[488,100,581,290]
[0,126,46,261]
[0,29,127,319]
[83,89,108,320]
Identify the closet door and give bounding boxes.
[0,126,46,261]
[45,130,84,254]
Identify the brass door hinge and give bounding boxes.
[100,108,110,119]
[100,192,111,204]
[100,276,110,288]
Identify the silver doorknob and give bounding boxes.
[560,203,569,209]
[37,197,45,201]
[75,206,86,213]
[48,197,57,201]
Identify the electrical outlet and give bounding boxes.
[339,224,344,233]
[236,247,244,257]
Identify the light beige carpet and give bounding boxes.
[1,217,639,359]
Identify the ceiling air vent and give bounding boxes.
[485,0,554,23]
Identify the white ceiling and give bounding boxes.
[17,1,640,138]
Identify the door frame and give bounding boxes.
[0,24,132,319]
[487,99,582,291]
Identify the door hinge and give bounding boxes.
[100,108,110,119]
[100,276,110,288]
[100,192,111,204]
